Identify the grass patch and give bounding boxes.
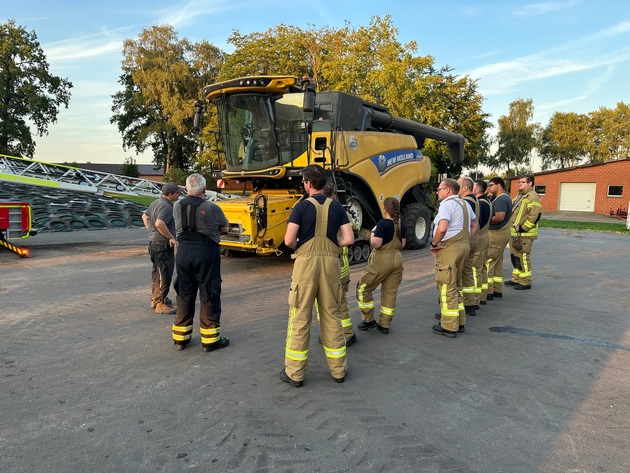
[105,193,156,206]
[540,219,630,234]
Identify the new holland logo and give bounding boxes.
[371,150,423,175]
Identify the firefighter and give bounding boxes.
[142,182,180,314]
[473,180,493,306]
[356,197,406,334]
[171,173,230,352]
[507,174,542,290]
[457,176,480,317]
[280,165,354,388]
[315,182,358,347]
[486,177,512,300]
[431,179,478,337]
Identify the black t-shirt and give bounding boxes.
[287,194,350,249]
[374,218,407,245]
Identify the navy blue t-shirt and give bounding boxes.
[288,194,350,249]
[373,218,406,245]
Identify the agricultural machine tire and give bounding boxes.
[403,203,432,249]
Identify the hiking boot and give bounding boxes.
[345,334,358,347]
[357,320,377,331]
[432,324,457,338]
[202,337,230,352]
[155,301,176,314]
[514,284,531,290]
[150,296,172,309]
[279,369,303,388]
[376,324,389,334]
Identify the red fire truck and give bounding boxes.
[0,202,36,257]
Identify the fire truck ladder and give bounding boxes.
[0,154,163,197]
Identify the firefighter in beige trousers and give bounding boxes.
[431,179,477,337]
[485,177,512,299]
[356,197,405,334]
[507,174,541,290]
[280,165,354,388]
[458,176,480,317]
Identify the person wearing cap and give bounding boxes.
[142,181,180,314]
[171,173,230,352]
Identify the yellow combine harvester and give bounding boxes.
[194,76,465,262]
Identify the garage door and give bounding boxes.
[559,183,596,212]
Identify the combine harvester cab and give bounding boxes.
[0,202,36,257]
[196,75,465,262]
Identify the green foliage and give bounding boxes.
[121,157,140,177]
[162,166,189,185]
[588,102,630,162]
[494,98,539,175]
[539,112,590,170]
[0,20,73,157]
[111,25,224,173]
[539,218,630,234]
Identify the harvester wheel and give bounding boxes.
[403,203,432,249]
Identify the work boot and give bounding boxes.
[486,294,494,301]
[514,284,531,290]
[155,301,176,314]
[345,334,358,347]
[376,324,389,334]
[333,374,346,384]
[504,280,518,287]
[465,306,476,317]
[280,369,303,388]
[434,312,441,320]
[458,325,465,333]
[150,296,172,309]
[173,341,187,351]
[480,300,487,305]
[202,337,230,352]
[432,324,456,338]
[493,292,503,298]
[357,320,377,331]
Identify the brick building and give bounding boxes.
[509,158,630,217]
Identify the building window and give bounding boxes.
[608,185,623,197]
[535,185,546,195]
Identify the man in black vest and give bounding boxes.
[172,173,230,352]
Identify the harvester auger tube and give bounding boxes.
[369,109,466,164]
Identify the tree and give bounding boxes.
[588,102,630,162]
[539,112,590,170]
[494,98,539,175]
[121,156,139,178]
[111,25,225,172]
[0,20,72,157]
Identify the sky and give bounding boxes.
[3,0,630,168]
